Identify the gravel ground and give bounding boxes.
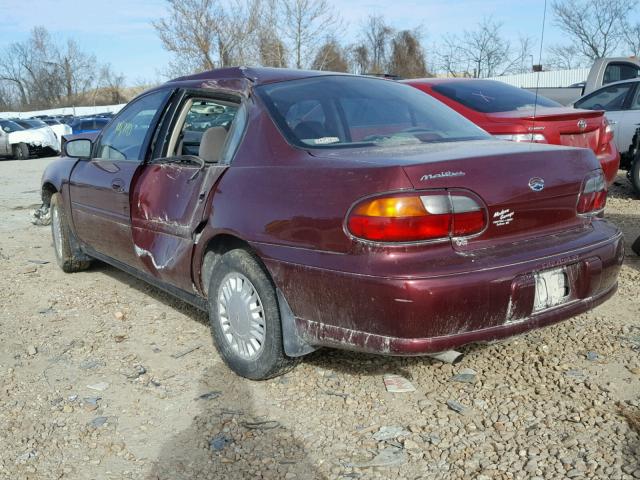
[0,157,639,480]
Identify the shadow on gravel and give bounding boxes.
[300,346,447,379]
[608,177,638,200]
[145,366,321,480]
[89,261,209,326]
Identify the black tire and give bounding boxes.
[631,156,640,195]
[50,193,91,273]
[12,143,29,160]
[633,235,640,256]
[207,249,295,380]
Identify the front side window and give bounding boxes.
[257,76,489,149]
[432,80,561,113]
[574,82,634,111]
[96,90,169,161]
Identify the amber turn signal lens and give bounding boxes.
[352,196,427,217]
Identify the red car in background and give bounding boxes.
[405,79,620,186]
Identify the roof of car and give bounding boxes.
[170,66,349,86]
[154,66,357,98]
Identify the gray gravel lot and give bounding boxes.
[0,157,639,480]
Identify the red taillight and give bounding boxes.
[577,171,607,214]
[600,119,614,152]
[347,191,487,243]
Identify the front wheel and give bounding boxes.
[207,249,295,380]
[50,193,91,273]
[12,143,29,160]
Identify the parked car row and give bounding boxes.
[43,67,623,379]
[0,112,112,160]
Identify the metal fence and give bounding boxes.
[485,68,591,88]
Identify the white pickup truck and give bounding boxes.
[527,57,640,106]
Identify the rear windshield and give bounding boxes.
[432,80,561,113]
[257,76,489,149]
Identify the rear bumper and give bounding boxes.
[597,145,620,186]
[263,221,624,355]
[295,281,617,355]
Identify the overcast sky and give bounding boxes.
[0,0,637,82]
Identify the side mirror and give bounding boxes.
[64,138,92,159]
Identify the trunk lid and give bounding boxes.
[488,107,607,153]
[312,139,598,251]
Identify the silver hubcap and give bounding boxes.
[217,273,266,360]
[51,206,64,260]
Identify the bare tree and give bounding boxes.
[154,0,262,76]
[361,15,394,73]
[57,39,97,103]
[349,44,370,74]
[436,17,512,78]
[311,38,348,72]
[281,0,341,69]
[623,22,640,56]
[501,36,535,74]
[259,34,289,68]
[546,44,591,69]
[552,0,637,60]
[98,64,127,105]
[388,29,428,78]
[0,26,101,109]
[257,0,288,67]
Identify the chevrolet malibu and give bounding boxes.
[42,68,624,379]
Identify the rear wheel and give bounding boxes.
[12,143,29,160]
[50,193,91,273]
[207,249,295,380]
[633,235,640,256]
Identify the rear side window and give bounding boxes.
[432,80,561,113]
[169,98,239,159]
[80,121,94,130]
[574,82,635,111]
[257,76,488,148]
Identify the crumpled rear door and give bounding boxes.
[130,161,227,291]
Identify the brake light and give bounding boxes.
[601,119,614,151]
[347,191,487,243]
[577,171,607,214]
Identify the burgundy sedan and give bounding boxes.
[42,68,623,379]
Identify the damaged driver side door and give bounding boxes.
[130,94,246,292]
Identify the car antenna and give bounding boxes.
[531,0,548,136]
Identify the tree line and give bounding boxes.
[0,27,128,111]
[2,0,640,111]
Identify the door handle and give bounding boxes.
[111,179,124,193]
